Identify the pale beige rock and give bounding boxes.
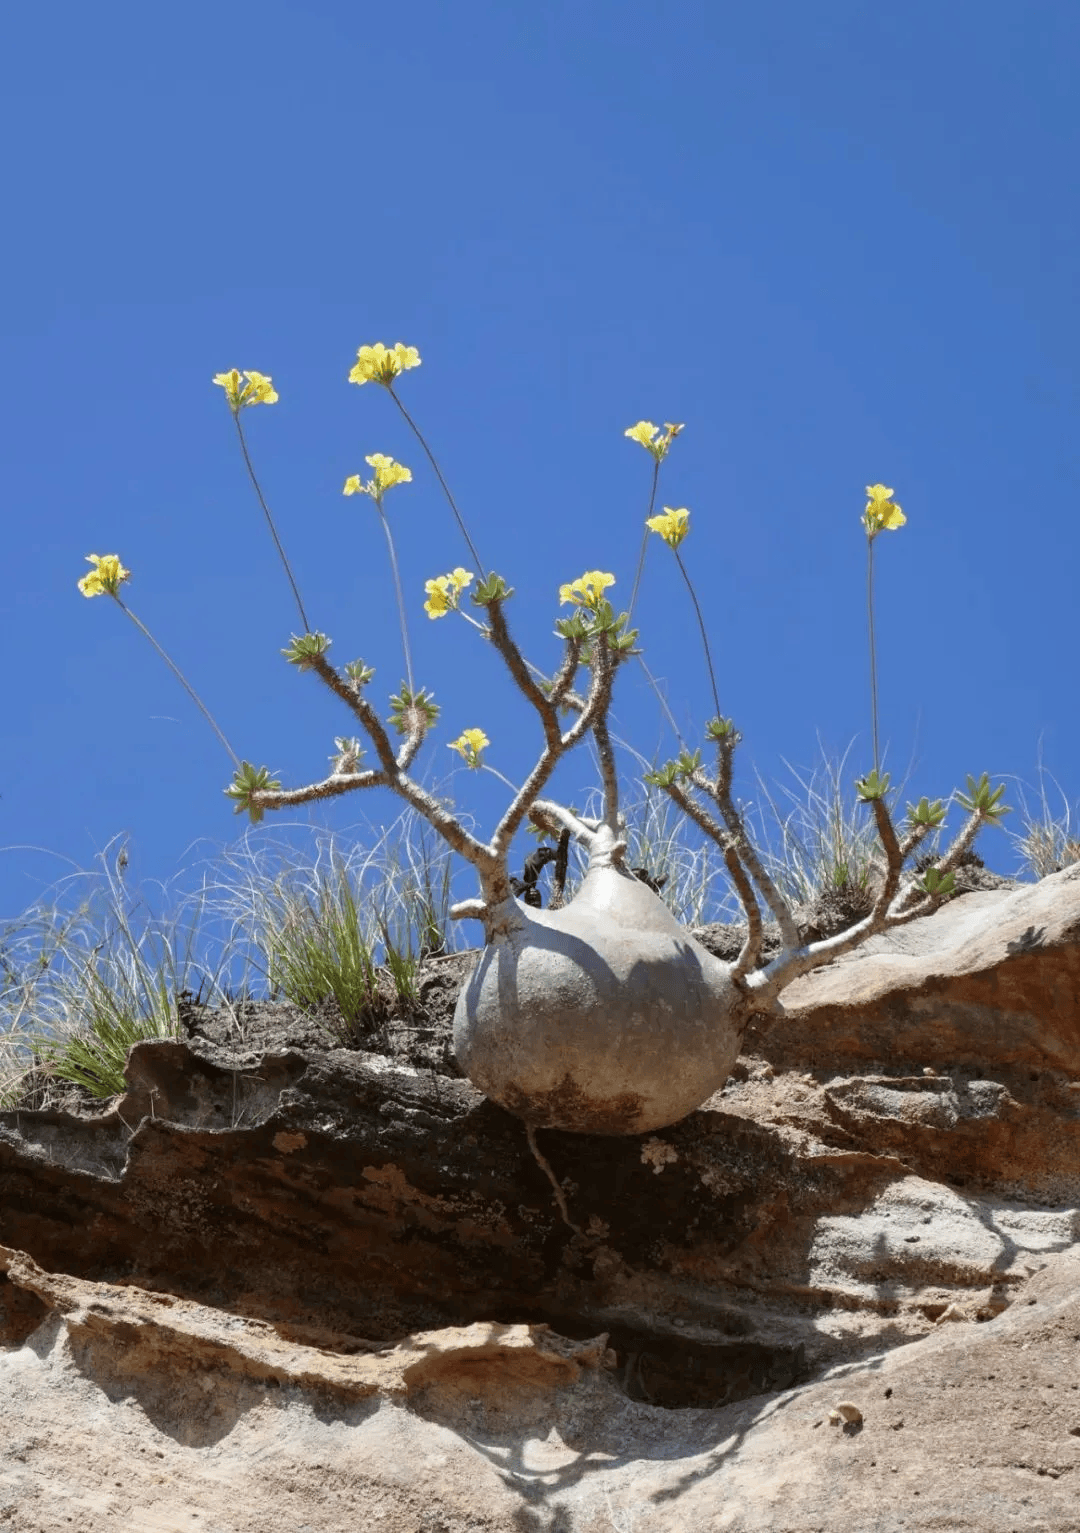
[2,1247,1079,1531]
[3,866,1080,1529]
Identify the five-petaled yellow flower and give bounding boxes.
[424,567,474,619]
[77,553,131,599]
[645,507,690,550]
[558,570,616,611]
[448,728,489,768]
[862,483,906,538]
[624,420,684,463]
[343,454,413,505]
[212,369,279,413]
[348,342,422,387]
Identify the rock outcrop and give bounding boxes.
[1,864,1078,1530]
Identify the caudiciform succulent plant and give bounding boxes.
[79,352,1010,1136]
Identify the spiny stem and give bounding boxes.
[388,385,486,575]
[674,549,722,723]
[627,460,660,623]
[113,598,240,767]
[376,506,415,695]
[867,535,880,772]
[233,414,310,633]
[592,713,621,831]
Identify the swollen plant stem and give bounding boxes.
[674,549,722,723]
[388,385,486,575]
[867,535,880,772]
[233,414,311,634]
[627,460,661,623]
[114,598,240,767]
[376,507,415,696]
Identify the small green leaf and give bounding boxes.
[705,716,738,742]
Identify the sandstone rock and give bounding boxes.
[1,866,1078,1529]
[2,1246,1079,1531]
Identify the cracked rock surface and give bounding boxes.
[1,864,1079,1529]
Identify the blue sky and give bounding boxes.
[2,0,1077,917]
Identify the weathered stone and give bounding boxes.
[2,1246,1079,1531]
[1,865,1078,1528]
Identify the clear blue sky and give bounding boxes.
[2,0,1077,915]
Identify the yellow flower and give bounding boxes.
[625,421,660,450]
[624,420,684,462]
[342,455,412,505]
[423,567,474,619]
[645,506,690,550]
[348,342,422,387]
[366,453,412,493]
[77,553,131,598]
[558,570,616,610]
[243,370,279,406]
[448,728,489,768]
[212,369,279,413]
[863,483,906,537]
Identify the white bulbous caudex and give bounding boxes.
[454,825,747,1135]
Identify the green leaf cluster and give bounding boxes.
[225,761,282,824]
[956,773,1010,822]
[330,736,364,773]
[472,572,514,605]
[855,768,891,802]
[555,601,637,653]
[907,796,946,827]
[917,866,957,898]
[344,659,375,687]
[282,632,332,670]
[389,683,440,735]
[644,748,701,789]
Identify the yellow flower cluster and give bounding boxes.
[624,420,684,463]
[343,454,413,503]
[448,728,489,768]
[348,342,421,387]
[558,571,616,611]
[423,567,474,619]
[77,553,131,598]
[212,369,279,413]
[863,483,906,538]
[645,507,690,549]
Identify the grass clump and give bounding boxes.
[1008,763,1080,880]
[0,841,216,1104]
[201,811,457,1044]
[749,743,885,912]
